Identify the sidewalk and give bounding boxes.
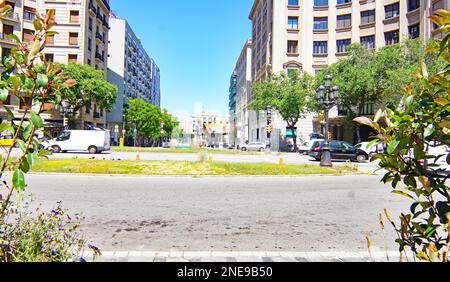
[81,251,413,263]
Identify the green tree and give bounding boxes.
[354,10,450,262]
[315,44,376,142]
[56,63,117,125]
[124,99,177,146]
[251,70,315,150]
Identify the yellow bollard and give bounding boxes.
[279,156,284,166]
[136,151,140,161]
[119,137,124,148]
[208,154,213,163]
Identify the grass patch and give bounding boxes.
[111,146,264,155]
[31,159,358,176]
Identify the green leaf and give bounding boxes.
[424,125,435,139]
[10,75,21,90]
[12,169,25,192]
[387,140,400,154]
[435,97,450,106]
[0,122,11,133]
[36,74,48,88]
[0,88,8,101]
[22,124,33,140]
[30,112,44,128]
[27,151,38,168]
[33,18,42,31]
[6,33,20,43]
[20,159,30,173]
[16,139,27,152]
[3,106,14,120]
[392,190,415,200]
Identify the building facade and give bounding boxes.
[180,112,230,147]
[228,70,237,146]
[247,0,449,147]
[0,0,111,133]
[106,13,161,143]
[235,40,253,146]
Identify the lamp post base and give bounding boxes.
[320,149,333,167]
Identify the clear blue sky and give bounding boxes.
[110,0,254,120]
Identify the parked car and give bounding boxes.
[355,142,385,156]
[43,130,111,154]
[309,140,369,163]
[298,139,325,155]
[310,133,324,140]
[240,142,266,152]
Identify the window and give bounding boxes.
[313,41,328,54]
[70,10,79,23]
[337,0,352,4]
[314,0,328,6]
[361,35,375,49]
[408,0,420,12]
[361,10,375,25]
[385,30,399,45]
[46,34,55,45]
[1,48,11,59]
[2,24,13,36]
[337,14,351,29]
[288,17,298,29]
[409,24,420,39]
[288,0,299,6]
[287,40,298,54]
[336,39,351,53]
[23,7,36,21]
[385,3,400,19]
[69,32,78,45]
[22,29,34,43]
[68,54,78,63]
[44,53,54,62]
[314,17,328,30]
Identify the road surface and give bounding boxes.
[22,173,409,253]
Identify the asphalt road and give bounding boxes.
[22,174,410,253]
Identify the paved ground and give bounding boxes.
[82,251,412,263]
[23,174,409,256]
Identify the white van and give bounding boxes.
[44,130,111,154]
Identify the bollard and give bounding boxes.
[279,157,284,166]
[136,151,140,161]
[208,154,213,163]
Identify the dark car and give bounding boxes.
[309,141,369,163]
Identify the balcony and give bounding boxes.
[93,112,101,119]
[0,33,18,45]
[89,2,97,15]
[95,32,104,43]
[1,12,20,23]
[95,52,104,62]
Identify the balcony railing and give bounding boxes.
[95,52,104,61]
[0,33,17,44]
[1,12,20,22]
[89,2,97,14]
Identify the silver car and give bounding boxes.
[240,142,266,152]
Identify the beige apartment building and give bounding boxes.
[248,0,449,146]
[0,0,111,134]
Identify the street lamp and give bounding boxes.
[316,75,340,167]
[160,119,165,147]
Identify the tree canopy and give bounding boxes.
[251,70,315,149]
[55,63,118,114]
[125,98,178,144]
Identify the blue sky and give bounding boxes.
[110,0,254,120]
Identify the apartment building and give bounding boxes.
[248,0,449,147]
[228,70,237,146]
[234,40,253,146]
[0,0,111,133]
[106,13,161,143]
[180,112,230,147]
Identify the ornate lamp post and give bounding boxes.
[316,75,340,167]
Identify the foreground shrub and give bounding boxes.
[0,200,85,262]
